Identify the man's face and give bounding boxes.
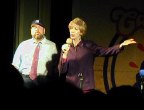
[31,24,45,40]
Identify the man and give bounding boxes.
[12,19,58,88]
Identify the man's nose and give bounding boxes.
[35,27,38,31]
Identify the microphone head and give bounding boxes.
[66,38,72,44]
[140,70,144,77]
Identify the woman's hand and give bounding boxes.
[61,44,70,59]
[120,38,137,48]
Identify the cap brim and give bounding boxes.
[31,23,45,28]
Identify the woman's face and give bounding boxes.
[69,24,81,40]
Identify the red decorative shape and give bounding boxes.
[129,61,138,68]
[137,43,144,52]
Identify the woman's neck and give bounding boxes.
[73,37,81,47]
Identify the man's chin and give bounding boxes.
[35,36,43,40]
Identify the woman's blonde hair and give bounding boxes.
[68,17,87,36]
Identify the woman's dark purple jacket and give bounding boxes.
[58,40,122,91]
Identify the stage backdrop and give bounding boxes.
[72,0,144,93]
[14,0,144,93]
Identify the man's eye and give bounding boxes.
[31,26,37,29]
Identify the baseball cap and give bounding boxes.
[31,19,45,28]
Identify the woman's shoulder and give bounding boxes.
[82,39,97,47]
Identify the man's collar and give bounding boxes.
[32,36,46,44]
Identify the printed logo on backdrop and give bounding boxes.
[103,7,144,92]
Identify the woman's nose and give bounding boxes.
[70,29,74,33]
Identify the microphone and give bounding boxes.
[62,38,72,52]
[66,38,73,45]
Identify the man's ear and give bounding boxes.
[43,28,45,34]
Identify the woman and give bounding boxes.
[58,17,136,93]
